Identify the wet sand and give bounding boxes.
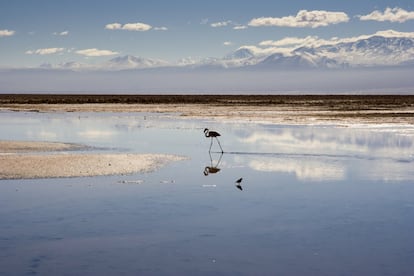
[0,141,187,179]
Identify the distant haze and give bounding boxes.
[1,67,413,94]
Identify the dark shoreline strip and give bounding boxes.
[1,94,414,108]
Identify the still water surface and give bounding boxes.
[1,111,414,275]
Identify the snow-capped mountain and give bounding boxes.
[46,55,171,71]
[256,52,342,69]
[59,61,91,70]
[222,31,414,69]
[305,36,414,67]
[104,55,169,70]
[34,30,414,72]
[252,32,414,69]
[188,48,260,69]
[224,48,255,60]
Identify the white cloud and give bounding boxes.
[359,7,414,23]
[25,48,65,55]
[247,30,414,57]
[233,25,247,30]
[223,41,232,46]
[76,48,119,57]
[248,10,349,28]
[256,36,343,55]
[154,26,168,31]
[329,29,414,44]
[210,21,247,30]
[374,29,414,38]
[123,23,152,31]
[0,29,15,37]
[105,23,122,30]
[211,20,232,27]
[53,31,69,36]
[259,36,325,47]
[105,22,152,31]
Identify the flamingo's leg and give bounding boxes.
[216,137,224,153]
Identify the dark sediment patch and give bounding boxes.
[1,94,414,111]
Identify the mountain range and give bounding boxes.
[39,30,414,71]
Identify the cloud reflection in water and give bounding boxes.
[248,157,345,181]
[77,130,117,139]
[236,126,414,182]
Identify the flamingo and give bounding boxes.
[204,128,224,153]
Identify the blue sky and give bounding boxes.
[1,0,414,67]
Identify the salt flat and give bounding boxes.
[0,141,187,179]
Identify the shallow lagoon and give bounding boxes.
[1,111,414,275]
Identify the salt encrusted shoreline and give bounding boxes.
[0,140,86,153]
[0,141,187,179]
[1,102,413,125]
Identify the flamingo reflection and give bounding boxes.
[204,151,223,176]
